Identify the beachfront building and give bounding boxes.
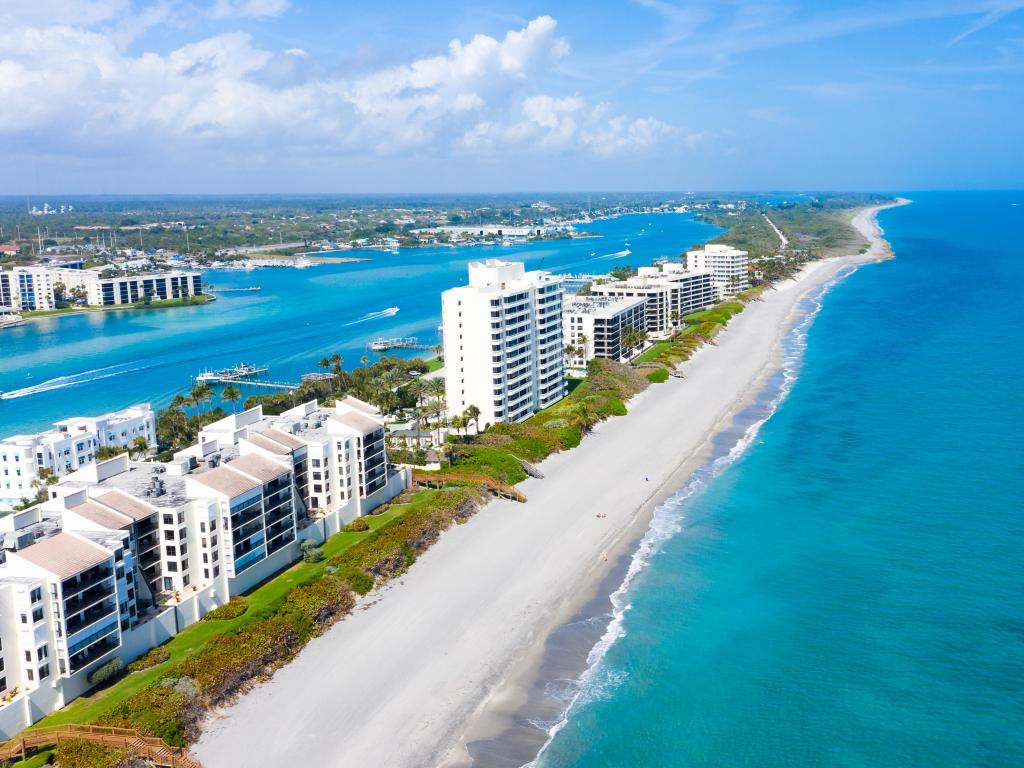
[590,267,716,337]
[0,394,409,737]
[685,244,750,297]
[563,295,648,372]
[0,266,203,311]
[1,405,156,512]
[442,260,565,428]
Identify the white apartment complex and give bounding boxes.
[563,295,648,371]
[442,260,565,427]
[590,265,717,337]
[685,244,750,297]
[0,267,202,311]
[0,396,409,737]
[1,405,156,512]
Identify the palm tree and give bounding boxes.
[449,414,466,438]
[190,383,213,417]
[330,353,343,374]
[318,357,330,371]
[130,436,149,459]
[408,377,430,409]
[569,401,598,434]
[463,404,481,434]
[222,383,242,413]
[360,355,370,367]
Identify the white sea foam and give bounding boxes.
[342,306,399,325]
[592,249,632,261]
[525,266,857,767]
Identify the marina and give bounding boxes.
[194,363,268,384]
[368,337,434,352]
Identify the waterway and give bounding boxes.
[0,213,721,435]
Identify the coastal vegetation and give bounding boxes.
[21,294,212,319]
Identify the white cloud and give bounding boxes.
[209,0,291,20]
[0,9,674,162]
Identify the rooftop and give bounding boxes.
[11,531,112,579]
[67,499,131,531]
[563,294,647,317]
[331,410,382,436]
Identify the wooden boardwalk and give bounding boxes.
[0,724,202,767]
[413,470,527,502]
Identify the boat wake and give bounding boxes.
[526,265,859,767]
[1,361,155,400]
[592,249,632,261]
[341,307,399,326]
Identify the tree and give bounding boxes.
[95,445,123,461]
[449,414,466,438]
[190,383,213,416]
[130,436,149,459]
[319,357,330,371]
[463,404,481,434]
[569,401,598,434]
[222,383,242,413]
[329,353,343,374]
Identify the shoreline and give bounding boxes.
[193,200,908,768]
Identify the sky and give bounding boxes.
[1,0,1022,193]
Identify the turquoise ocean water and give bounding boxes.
[0,213,720,435]
[533,192,1024,767]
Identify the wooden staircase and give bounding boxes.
[412,469,527,502]
[0,724,202,767]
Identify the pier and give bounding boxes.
[207,286,261,293]
[368,337,434,352]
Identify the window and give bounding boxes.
[32,607,44,624]
[213,565,220,577]
[30,587,42,603]
[163,577,173,590]
[180,543,188,555]
[199,522,206,533]
[38,645,48,660]
[166,562,178,572]
[0,677,6,693]
[165,546,176,557]
[202,553,208,563]
[26,669,33,682]
[20,613,27,625]
[162,514,173,526]
[182,575,190,587]
[24,651,31,662]
[163,530,174,541]
[204,569,210,579]
[38,665,49,680]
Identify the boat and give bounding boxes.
[195,362,268,384]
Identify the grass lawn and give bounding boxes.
[31,495,429,729]
[9,750,54,767]
[424,357,444,373]
[632,340,674,364]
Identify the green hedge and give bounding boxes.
[127,646,170,673]
[202,597,248,621]
[87,658,123,686]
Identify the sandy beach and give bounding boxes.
[194,202,906,768]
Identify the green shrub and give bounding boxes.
[100,684,198,746]
[203,596,248,621]
[88,658,124,686]
[343,517,370,532]
[177,616,302,704]
[127,646,170,673]
[52,740,128,768]
[646,368,669,383]
[300,540,325,562]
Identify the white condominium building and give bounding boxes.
[685,244,750,296]
[0,267,203,311]
[590,266,716,337]
[442,260,565,427]
[0,395,409,737]
[1,405,156,512]
[563,295,648,371]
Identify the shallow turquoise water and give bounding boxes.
[0,213,720,435]
[537,192,1024,767]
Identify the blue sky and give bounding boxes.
[1,0,1022,193]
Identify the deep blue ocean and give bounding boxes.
[0,213,720,435]
[535,191,1024,767]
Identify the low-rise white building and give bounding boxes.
[590,266,717,337]
[1,405,155,512]
[0,267,203,311]
[563,295,648,371]
[442,260,565,428]
[685,244,750,296]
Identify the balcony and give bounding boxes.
[63,580,115,615]
[69,632,120,674]
[265,505,294,528]
[62,566,114,597]
[65,599,117,636]
[231,505,263,530]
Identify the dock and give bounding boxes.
[368,337,433,352]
